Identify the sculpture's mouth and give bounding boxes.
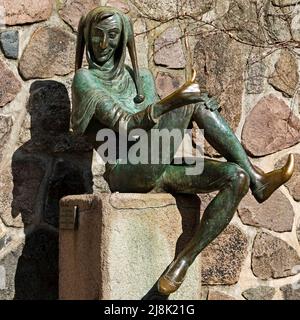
[98,49,112,57]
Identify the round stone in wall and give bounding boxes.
[58,0,100,32]
[1,0,54,26]
[0,59,21,107]
[131,0,213,21]
[242,286,276,300]
[58,1,130,32]
[242,94,300,157]
[201,224,248,285]
[155,72,184,99]
[252,232,300,280]
[275,154,300,202]
[268,50,299,98]
[264,1,293,42]
[207,291,236,300]
[154,27,186,69]
[0,30,19,60]
[19,27,76,80]
[238,190,294,232]
[0,115,13,163]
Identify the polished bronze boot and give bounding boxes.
[251,154,294,203]
[157,258,190,295]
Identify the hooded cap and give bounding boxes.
[75,6,144,103]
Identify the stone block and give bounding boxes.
[242,286,275,300]
[0,30,19,59]
[2,0,53,26]
[252,232,300,280]
[59,193,201,300]
[207,291,236,300]
[238,190,294,232]
[58,0,100,32]
[154,27,186,69]
[275,154,300,202]
[201,224,248,285]
[268,50,299,98]
[0,59,21,107]
[19,27,75,79]
[242,94,300,157]
[131,0,213,21]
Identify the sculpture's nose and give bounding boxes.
[100,32,108,50]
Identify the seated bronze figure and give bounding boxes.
[71,6,294,296]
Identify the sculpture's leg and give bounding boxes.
[156,159,250,295]
[106,106,196,193]
[193,105,294,203]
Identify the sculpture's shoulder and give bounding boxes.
[124,66,155,90]
[73,68,92,82]
[140,68,155,86]
[72,68,99,93]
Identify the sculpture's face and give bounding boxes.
[90,14,122,64]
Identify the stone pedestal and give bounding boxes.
[59,193,201,300]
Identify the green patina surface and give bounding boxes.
[71,6,294,297]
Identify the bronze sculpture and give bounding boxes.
[71,6,294,296]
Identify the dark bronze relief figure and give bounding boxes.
[71,7,294,296]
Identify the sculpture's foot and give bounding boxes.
[252,154,294,203]
[157,258,189,295]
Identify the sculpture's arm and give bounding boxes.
[71,70,156,134]
[71,69,204,134]
[93,84,204,133]
[95,96,158,132]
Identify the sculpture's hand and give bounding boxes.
[175,69,203,105]
[151,69,205,119]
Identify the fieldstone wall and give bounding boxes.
[0,0,300,300]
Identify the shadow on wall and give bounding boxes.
[10,81,201,300]
[11,80,93,299]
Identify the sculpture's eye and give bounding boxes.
[109,31,118,39]
[93,27,103,36]
[92,36,101,43]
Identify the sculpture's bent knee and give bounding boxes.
[229,164,250,197]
